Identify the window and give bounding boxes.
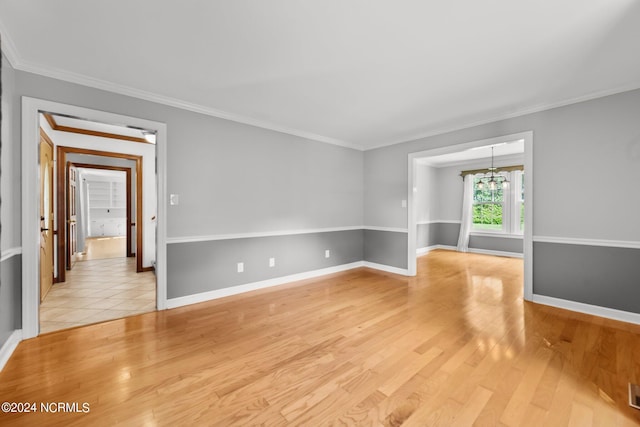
[472,170,523,234]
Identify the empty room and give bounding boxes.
[1,1,640,425]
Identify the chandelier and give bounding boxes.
[477,146,509,190]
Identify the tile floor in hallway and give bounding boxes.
[40,256,156,334]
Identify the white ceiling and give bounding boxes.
[2,1,640,150]
[418,139,524,167]
[49,114,153,141]
[77,168,125,182]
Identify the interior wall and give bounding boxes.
[0,51,21,351]
[365,88,640,313]
[14,68,364,303]
[66,155,136,253]
[39,122,156,268]
[415,155,524,255]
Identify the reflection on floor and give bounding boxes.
[76,236,126,261]
[40,238,155,334]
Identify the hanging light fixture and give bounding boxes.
[478,146,509,190]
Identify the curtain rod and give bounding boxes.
[460,164,523,178]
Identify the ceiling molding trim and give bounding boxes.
[368,81,640,151]
[4,14,639,154]
[0,21,20,68]
[4,43,363,151]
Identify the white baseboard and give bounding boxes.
[467,248,523,258]
[166,262,365,309]
[417,245,456,256]
[362,261,410,276]
[0,330,23,372]
[532,295,640,326]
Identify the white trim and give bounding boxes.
[0,24,360,152]
[418,152,525,169]
[369,82,640,150]
[417,245,457,255]
[363,226,408,233]
[532,295,640,326]
[362,262,410,276]
[21,97,168,338]
[467,248,523,259]
[407,130,533,299]
[167,226,364,244]
[417,220,461,225]
[3,19,640,153]
[533,235,640,250]
[0,247,22,262]
[166,262,364,309]
[0,330,22,372]
[0,20,20,67]
[470,232,523,240]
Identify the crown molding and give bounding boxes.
[4,16,640,153]
[0,21,20,67]
[367,81,640,151]
[17,58,363,151]
[0,21,362,151]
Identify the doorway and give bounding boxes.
[407,131,533,300]
[22,98,167,339]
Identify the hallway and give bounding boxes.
[39,239,155,334]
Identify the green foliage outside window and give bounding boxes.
[472,203,503,230]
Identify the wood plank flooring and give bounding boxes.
[1,250,639,426]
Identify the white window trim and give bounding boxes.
[471,170,523,236]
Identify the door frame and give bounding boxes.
[406,131,533,300]
[69,162,134,259]
[39,129,55,299]
[57,147,143,280]
[22,97,168,339]
[67,162,135,264]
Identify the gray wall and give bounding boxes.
[417,222,460,248]
[363,230,407,269]
[168,230,363,299]
[0,256,21,346]
[1,52,19,252]
[11,68,364,302]
[415,155,524,255]
[366,90,640,240]
[15,70,364,237]
[417,223,522,254]
[366,88,640,313]
[534,242,640,314]
[1,51,22,351]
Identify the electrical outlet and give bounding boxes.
[269,257,275,267]
[325,250,330,258]
[237,262,244,273]
[170,194,180,205]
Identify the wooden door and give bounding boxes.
[67,164,78,269]
[40,133,54,301]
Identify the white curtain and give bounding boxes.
[457,174,474,252]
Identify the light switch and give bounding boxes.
[170,194,180,205]
[401,199,407,208]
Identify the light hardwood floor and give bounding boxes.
[2,250,639,426]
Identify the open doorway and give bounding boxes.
[407,131,533,300]
[22,98,167,339]
[40,156,156,333]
